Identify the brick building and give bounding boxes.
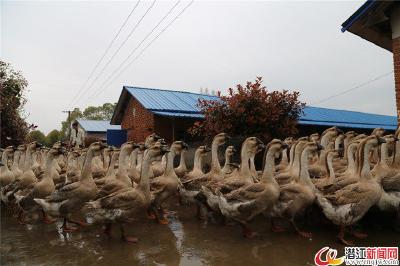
[341,0,400,123]
[110,86,217,143]
[110,86,396,143]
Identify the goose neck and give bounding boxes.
[299,148,314,187]
[81,149,95,180]
[210,141,222,172]
[359,142,373,180]
[164,150,177,176]
[379,142,389,167]
[261,148,277,183]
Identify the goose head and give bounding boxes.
[213,133,230,146]
[309,133,320,143]
[225,146,236,157]
[121,141,139,155]
[345,131,357,140]
[17,144,27,152]
[266,139,289,157]
[48,145,66,157]
[371,127,385,137]
[196,145,211,158]
[242,137,265,155]
[88,141,106,156]
[145,140,170,163]
[321,127,343,148]
[170,141,189,155]
[302,141,324,156]
[27,141,42,152]
[284,137,295,146]
[145,133,161,148]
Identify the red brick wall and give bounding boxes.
[393,37,400,125]
[121,97,154,143]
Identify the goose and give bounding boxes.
[128,146,142,184]
[275,137,309,185]
[175,147,188,178]
[315,135,385,245]
[318,141,361,195]
[373,135,400,222]
[313,149,340,191]
[16,144,65,224]
[179,146,210,206]
[180,133,229,220]
[276,137,294,172]
[308,127,341,178]
[271,141,323,238]
[221,146,237,175]
[182,133,229,190]
[216,137,264,195]
[95,149,120,187]
[0,146,15,188]
[34,141,105,232]
[205,139,287,238]
[84,140,169,243]
[10,145,25,180]
[199,137,265,218]
[3,142,42,204]
[369,128,385,164]
[95,142,138,199]
[150,141,188,224]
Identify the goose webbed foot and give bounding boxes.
[338,226,354,246]
[41,211,55,224]
[120,224,138,243]
[68,219,89,227]
[241,223,258,239]
[103,223,112,238]
[17,211,28,224]
[271,219,286,233]
[146,209,156,220]
[291,219,312,238]
[60,218,77,233]
[351,231,368,239]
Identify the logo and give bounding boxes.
[314,247,399,266]
[315,247,345,266]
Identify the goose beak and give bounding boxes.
[182,142,189,150]
[282,143,289,150]
[132,143,140,149]
[317,143,324,151]
[204,146,211,152]
[378,137,386,145]
[337,128,344,134]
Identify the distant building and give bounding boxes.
[110,86,397,143]
[75,119,121,142]
[341,0,400,123]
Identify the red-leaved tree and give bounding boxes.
[188,77,305,142]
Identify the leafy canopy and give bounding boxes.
[188,77,305,142]
[0,61,36,147]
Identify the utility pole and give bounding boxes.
[62,110,72,143]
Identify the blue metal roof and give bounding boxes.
[124,86,219,114]
[113,86,397,130]
[341,0,377,33]
[299,106,397,130]
[77,119,121,133]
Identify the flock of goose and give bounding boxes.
[1,127,399,246]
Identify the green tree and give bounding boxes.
[59,103,116,139]
[46,129,60,147]
[0,61,36,147]
[26,130,47,146]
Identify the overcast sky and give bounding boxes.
[1,0,395,133]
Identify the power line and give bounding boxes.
[88,0,194,102]
[76,0,157,105]
[68,1,141,108]
[311,70,394,105]
[86,0,182,102]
